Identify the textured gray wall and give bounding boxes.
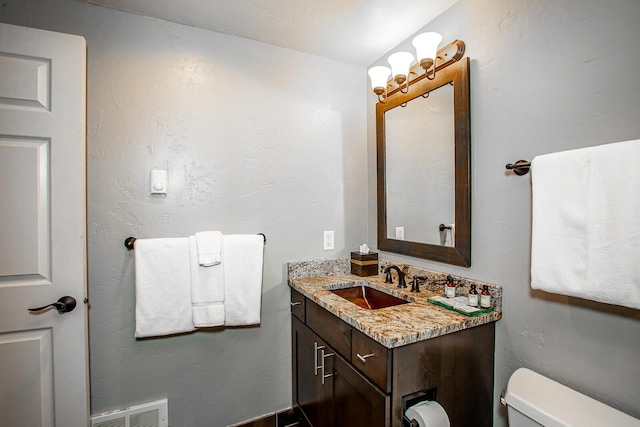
[368,0,640,424]
[0,1,368,425]
[3,0,640,425]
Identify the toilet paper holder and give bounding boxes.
[404,415,420,427]
[402,387,438,427]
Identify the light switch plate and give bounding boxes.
[150,169,167,194]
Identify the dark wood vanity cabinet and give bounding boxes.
[291,289,495,427]
[292,317,389,427]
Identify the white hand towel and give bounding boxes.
[195,231,223,266]
[189,236,225,327]
[134,238,195,338]
[223,234,264,326]
[531,139,640,309]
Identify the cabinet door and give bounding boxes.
[292,317,333,427]
[332,353,390,427]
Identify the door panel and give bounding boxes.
[332,354,389,427]
[0,22,88,426]
[292,318,333,427]
[0,329,53,427]
[0,137,50,280]
[0,52,51,111]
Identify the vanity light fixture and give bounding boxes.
[387,51,414,94]
[368,33,465,103]
[367,66,392,102]
[412,32,443,80]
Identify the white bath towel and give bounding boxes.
[195,231,222,266]
[134,238,195,338]
[223,234,264,326]
[531,139,640,309]
[189,236,225,327]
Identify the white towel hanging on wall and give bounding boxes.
[195,231,222,266]
[189,236,225,327]
[223,234,265,326]
[134,237,196,338]
[530,139,640,309]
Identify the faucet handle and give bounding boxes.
[385,269,393,284]
[411,276,427,293]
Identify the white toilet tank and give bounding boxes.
[503,368,640,427]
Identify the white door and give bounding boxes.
[0,23,89,426]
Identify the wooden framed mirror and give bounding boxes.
[376,55,470,266]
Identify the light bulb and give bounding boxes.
[412,32,442,70]
[387,52,414,85]
[367,66,391,95]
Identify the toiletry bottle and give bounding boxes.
[468,284,479,307]
[480,285,491,309]
[445,275,456,298]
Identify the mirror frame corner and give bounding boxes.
[376,57,471,267]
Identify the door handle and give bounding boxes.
[320,349,334,385]
[314,342,325,376]
[357,353,375,363]
[28,296,77,314]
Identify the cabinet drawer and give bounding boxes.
[290,289,306,322]
[306,300,351,360]
[351,328,391,392]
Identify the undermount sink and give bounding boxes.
[329,284,409,310]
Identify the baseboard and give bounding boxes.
[230,407,301,427]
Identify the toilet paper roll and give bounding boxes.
[405,400,450,427]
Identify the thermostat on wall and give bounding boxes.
[150,169,167,194]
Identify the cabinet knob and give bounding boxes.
[357,353,375,363]
[290,301,302,306]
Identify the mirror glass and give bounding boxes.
[385,83,454,246]
[376,57,471,266]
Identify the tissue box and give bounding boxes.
[350,251,379,277]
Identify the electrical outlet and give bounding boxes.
[323,230,335,250]
[395,227,405,240]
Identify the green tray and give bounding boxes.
[428,296,495,317]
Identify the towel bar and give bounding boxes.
[505,160,531,175]
[124,236,136,250]
[438,224,452,232]
[124,233,267,250]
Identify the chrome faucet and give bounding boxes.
[384,265,406,289]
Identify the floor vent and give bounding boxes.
[91,399,168,427]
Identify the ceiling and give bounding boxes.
[85,0,457,66]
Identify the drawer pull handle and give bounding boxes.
[290,301,303,307]
[314,342,325,375]
[320,349,334,385]
[357,353,375,363]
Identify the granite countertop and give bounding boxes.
[288,259,502,349]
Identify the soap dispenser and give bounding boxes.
[480,285,491,308]
[468,284,479,307]
[445,275,456,298]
